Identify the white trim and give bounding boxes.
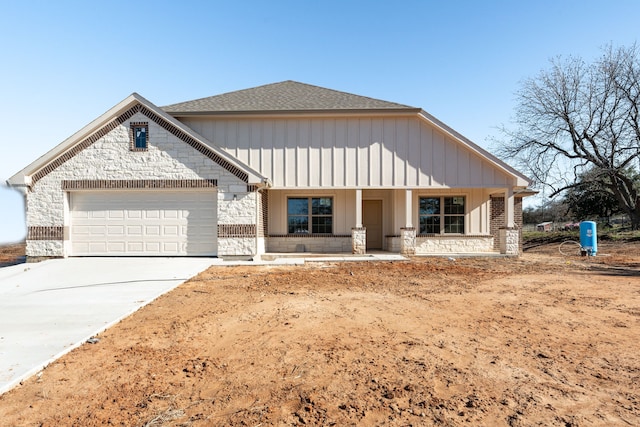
[355,189,362,228]
[405,189,413,228]
[505,188,515,228]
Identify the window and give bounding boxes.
[130,122,149,150]
[419,197,440,234]
[288,197,333,234]
[419,196,465,234]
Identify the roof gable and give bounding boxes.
[7,94,267,189]
[417,111,531,187]
[162,80,419,114]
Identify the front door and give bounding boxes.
[363,200,383,250]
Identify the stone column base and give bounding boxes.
[499,228,519,255]
[352,227,366,254]
[400,227,416,255]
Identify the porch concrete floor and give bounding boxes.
[259,251,510,262]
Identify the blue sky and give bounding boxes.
[1,0,638,243]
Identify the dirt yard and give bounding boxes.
[1,241,639,426]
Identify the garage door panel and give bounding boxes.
[71,191,217,256]
[145,211,160,219]
[125,225,142,235]
[72,226,90,235]
[73,211,89,219]
[85,242,106,253]
[108,211,124,219]
[107,226,125,236]
[163,242,179,252]
[162,225,178,236]
[125,241,142,251]
[72,242,89,253]
[89,226,107,236]
[145,242,160,252]
[145,225,160,236]
[163,210,179,219]
[127,210,142,219]
[106,241,125,251]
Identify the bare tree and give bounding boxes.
[497,44,640,229]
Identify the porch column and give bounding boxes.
[352,189,366,254]
[355,189,363,228]
[401,189,416,255]
[404,189,413,228]
[504,188,515,228]
[499,188,519,255]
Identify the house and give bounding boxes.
[7,81,532,260]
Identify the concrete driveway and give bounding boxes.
[0,257,215,395]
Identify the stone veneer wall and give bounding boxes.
[386,235,494,254]
[217,237,256,257]
[400,227,416,255]
[26,109,255,258]
[499,229,520,256]
[415,235,494,254]
[351,227,366,254]
[216,187,258,256]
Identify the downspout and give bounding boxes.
[5,174,32,195]
[5,176,30,245]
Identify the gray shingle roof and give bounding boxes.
[162,80,418,114]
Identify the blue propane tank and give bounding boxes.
[579,221,597,256]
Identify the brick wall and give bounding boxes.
[490,196,504,251]
[490,196,523,253]
[415,235,495,254]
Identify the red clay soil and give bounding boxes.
[0,241,639,426]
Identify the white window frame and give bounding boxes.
[418,195,466,235]
[287,196,334,235]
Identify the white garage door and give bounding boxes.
[70,191,217,256]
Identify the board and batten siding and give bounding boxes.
[179,116,513,189]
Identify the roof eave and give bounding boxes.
[515,188,539,197]
[164,107,423,118]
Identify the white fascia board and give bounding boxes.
[417,110,532,188]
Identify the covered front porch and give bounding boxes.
[264,188,522,256]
